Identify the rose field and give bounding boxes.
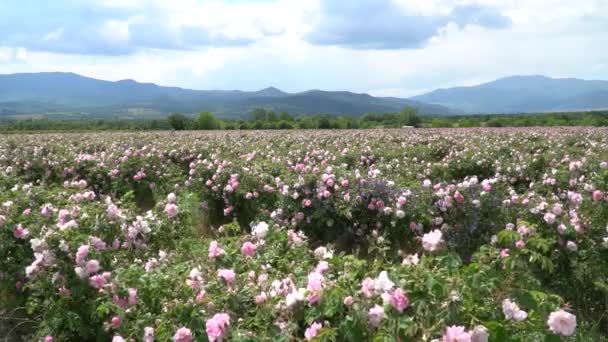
[1,127,608,342]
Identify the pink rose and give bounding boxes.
[218,269,236,284]
[390,288,409,312]
[443,325,471,342]
[304,322,322,340]
[13,224,29,239]
[241,241,257,257]
[205,313,230,342]
[164,203,179,218]
[592,190,604,202]
[111,316,122,327]
[173,327,192,342]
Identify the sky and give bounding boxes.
[0,0,607,97]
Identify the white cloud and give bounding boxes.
[100,0,145,8]
[43,28,64,42]
[1,0,607,96]
[98,20,130,43]
[0,48,11,63]
[0,47,28,64]
[14,48,28,62]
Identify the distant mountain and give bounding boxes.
[410,75,608,114]
[0,72,452,118]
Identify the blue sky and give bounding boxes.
[0,0,607,97]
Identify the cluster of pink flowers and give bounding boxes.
[68,191,96,202]
[360,271,409,326]
[133,170,147,181]
[13,224,29,239]
[205,313,230,341]
[304,322,323,340]
[208,240,226,259]
[1,128,603,341]
[187,267,203,290]
[217,268,236,285]
[173,327,193,342]
[422,229,444,252]
[112,288,138,309]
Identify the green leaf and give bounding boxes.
[485,321,506,342]
[544,333,562,342]
[497,230,519,246]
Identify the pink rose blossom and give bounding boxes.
[205,313,230,342]
[111,316,122,327]
[361,277,375,298]
[443,325,472,342]
[368,304,386,327]
[315,261,329,274]
[241,241,257,257]
[422,229,443,252]
[544,212,556,225]
[89,274,107,289]
[173,327,193,342]
[195,290,206,303]
[13,224,29,239]
[128,288,138,306]
[390,288,409,312]
[75,245,89,265]
[592,190,604,202]
[453,191,464,203]
[218,269,236,284]
[85,259,100,274]
[304,322,323,340]
[208,240,225,259]
[547,309,576,336]
[164,203,179,218]
[255,292,267,304]
[144,327,154,342]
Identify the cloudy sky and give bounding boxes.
[0,0,606,97]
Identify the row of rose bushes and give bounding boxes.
[0,193,590,341]
[1,128,607,340]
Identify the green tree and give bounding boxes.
[317,115,331,129]
[266,110,278,122]
[277,121,294,129]
[399,107,422,127]
[195,111,220,130]
[167,113,188,130]
[279,112,294,121]
[251,108,268,121]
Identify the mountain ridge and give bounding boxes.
[410,75,608,113]
[0,72,453,118]
[2,72,608,118]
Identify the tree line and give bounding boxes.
[1,108,607,132]
[166,107,422,130]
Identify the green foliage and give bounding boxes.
[167,113,190,130]
[2,109,607,132]
[195,111,220,130]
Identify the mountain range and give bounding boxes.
[1,72,607,119]
[0,72,450,118]
[410,75,608,113]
